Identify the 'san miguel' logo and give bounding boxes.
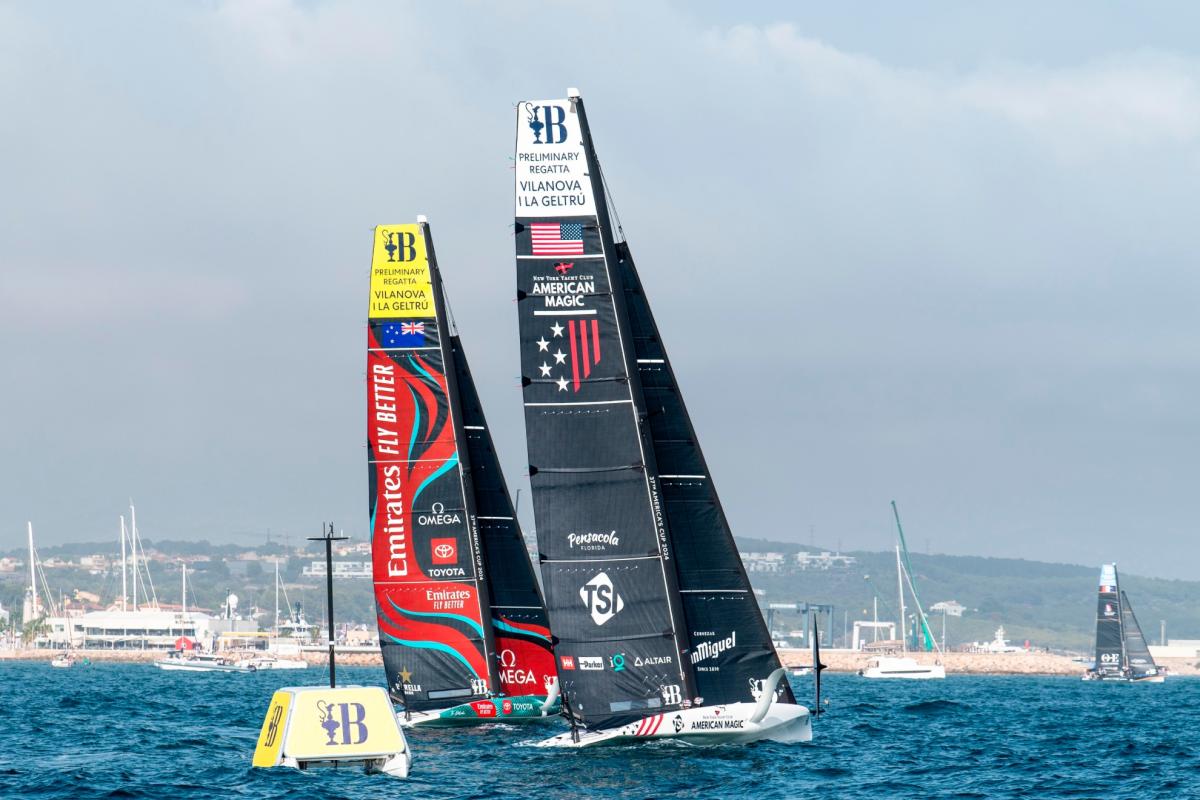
[524,103,568,145]
[316,700,369,746]
[381,229,417,262]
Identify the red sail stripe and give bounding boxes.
[650,714,662,735]
[591,319,600,365]
[636,717,648,736]
[579,319,591,379]
[568,319,580,391]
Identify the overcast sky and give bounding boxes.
[2,2,1197,578]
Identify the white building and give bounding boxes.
[739,552,785,573]
[794,551,858,570]
[37,609,218,650]
[303,560,372,579]
[930,600,965,617]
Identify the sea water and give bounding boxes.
[1,662,1195,799]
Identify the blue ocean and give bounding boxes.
[2,662,1195,799]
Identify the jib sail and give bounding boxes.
[449,335,557,696]
[368,221,499,711]
[514,91,792,730]
[614,242,795,707]
[1119,590,1159,678]
[1092,563,1124,677]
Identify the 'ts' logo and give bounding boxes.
[579,571,624,626]
[525,103,569,145]
[381,229,416,262]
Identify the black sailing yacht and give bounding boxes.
[1083,563,1163,683]
[513,89,812,746]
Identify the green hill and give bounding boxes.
[737,537,1200,652]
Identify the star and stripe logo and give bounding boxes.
[534,318,601,391]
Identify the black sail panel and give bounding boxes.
[1093,563,1124,676]
[449,335,557,697]
[515,95,692,731]
[615,241,795,706]
[1119,590,1159,677]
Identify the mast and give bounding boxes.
[422,217,501,694]
[130,504,138,611]
[1116,565,1128,672]
[181,561,187,615]
[571,93,697,701]
[120,516,128,612]
[27,522,38,619]
[274,559,280,636]
[896,545,906,653]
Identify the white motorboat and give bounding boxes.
[236,655,308,671]
[859,655,945,680]
[153,652,255,673]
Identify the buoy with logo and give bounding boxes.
[253,524,412,776]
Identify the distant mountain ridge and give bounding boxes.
[734,537,1200,652]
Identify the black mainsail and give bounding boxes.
[1092,563,1124,678]
[514,91,793,732]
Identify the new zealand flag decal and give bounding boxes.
[382,321,426,348]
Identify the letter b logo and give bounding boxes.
[337,703,368,745]
[383,230,416,262]
[538,105,568,144]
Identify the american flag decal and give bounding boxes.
[531,222,585,256]
[567,318,601,391]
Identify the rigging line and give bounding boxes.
[593,142,625,243]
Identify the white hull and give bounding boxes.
[50,659,73,668]
[536,702,811,748]
[238,657,308,671]
[154,659,253,673]
[860,656,945,680]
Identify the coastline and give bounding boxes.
[5,647,1196,677]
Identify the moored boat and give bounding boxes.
[859,656,945,680]
[513,89,811,747]
[153,651,254,673]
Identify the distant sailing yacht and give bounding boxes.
[1083,563,1163,683]
[861,503,945,680]
[513,89,811,747]
[367,218,560,726]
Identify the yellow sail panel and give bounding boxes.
[369,224,435,319]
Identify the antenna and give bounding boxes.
[309,522,348,688]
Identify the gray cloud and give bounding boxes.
[2,1,1197,578]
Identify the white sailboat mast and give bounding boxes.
[120,515,128,612]
[181,561,187,615]
[27,522,38,618]
[130,504,139,611]
[896,545,906,654]
[274,558,280,636]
